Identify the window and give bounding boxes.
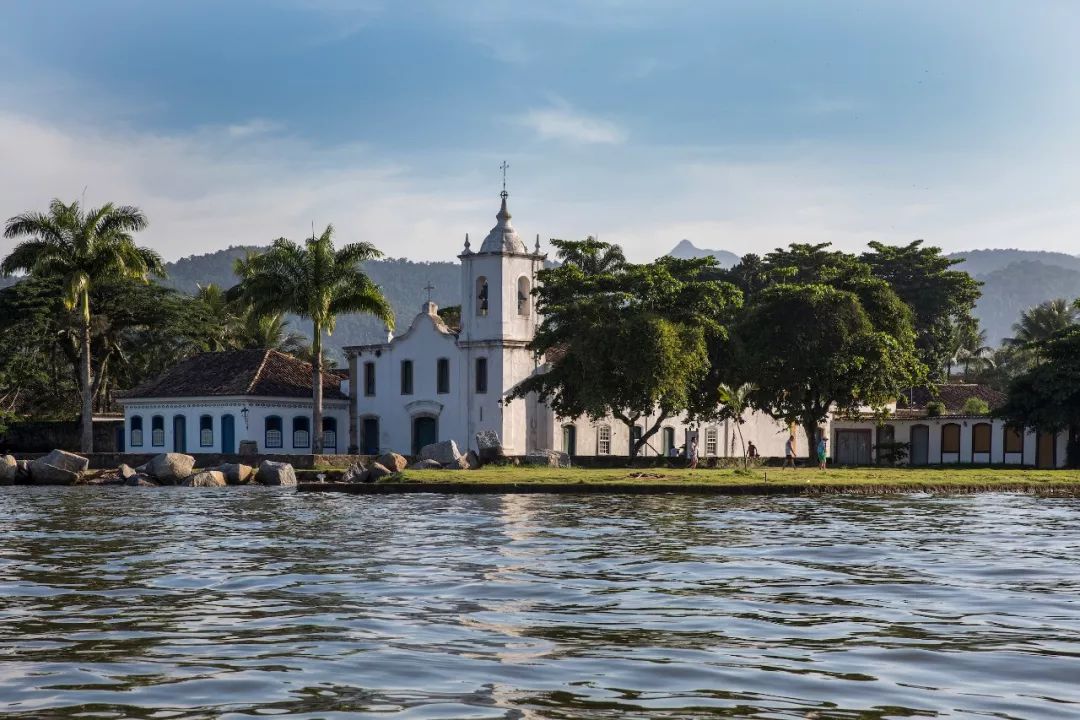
[130,416,144,447]
[322,417,337,452]
[437,358,450,394]
[1005,426,1024,454]
[705,427,718,456]
[475,357,488,394]
[597,425,612,455]
[476,276,488,316]
[517,276,531,316]
[293,417,310,448]
[632,425,643,453]
[942,423,961,454]
[265,416,283,449]
[199,415,213,447]
[151,415,165,447]
[972,423,992,454]
[364,362,376,396]
[400,360,413,395]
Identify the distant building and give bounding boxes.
[117,349,349,455]
[831,383,1068,467]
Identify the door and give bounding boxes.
[910,425,929,466]
[361,418,379,455]
[114,425,125,453]
[562,425,577,456]
[662,427,676,455]
[172,415,187,453]
[221,414,235,454]
[835,430,872,466]
[412,416,437,456]
[1037,432,1056,468]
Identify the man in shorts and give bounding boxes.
[783,434,796,469]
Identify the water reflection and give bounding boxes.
[0,488,1078,718]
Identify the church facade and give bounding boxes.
[344,192,807,459]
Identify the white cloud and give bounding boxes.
[517,105,627,145]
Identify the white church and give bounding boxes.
[342,190,797,459]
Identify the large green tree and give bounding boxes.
[860,240,981,380]
[229,225,393,452]
[996,326,1080,468]
[2,200,163,451]
[510,239,741,458]
[719,244,924,460]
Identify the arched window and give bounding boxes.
[322,417,337,453]
[476,276,488,316]
[151,415,165,447]
[972,423,992,454]
[941,423,961,454]
[1004,426,1024,454]
[517,276,531,316]
[199,415,214,447]
[265,415,283,449]
[292,416,310,448]
[130,416,144,447]
[436,358,450,394]
[597,424,612,455]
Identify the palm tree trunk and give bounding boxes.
[79,290,94,453]
[312,323,324,455]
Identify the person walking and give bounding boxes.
[687,437,699,470]
[783,434,796,469]
[816,433,828,471]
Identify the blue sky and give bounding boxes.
[1,0,1078,261]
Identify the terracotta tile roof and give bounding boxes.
[121,349,346,400]
[898,383,1005,413]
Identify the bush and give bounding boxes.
[926,401,946,417]
[874,441,910,466]
[961,397,990,416]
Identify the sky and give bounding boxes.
[1,0,1078,263]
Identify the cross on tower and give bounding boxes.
[500,160,509,198]
[424,281,436,302]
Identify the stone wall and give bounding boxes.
[0,420,124,454]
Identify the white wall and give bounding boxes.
[120,396,349,455]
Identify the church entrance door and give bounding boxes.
[413,416,438,456]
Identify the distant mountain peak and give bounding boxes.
[666,239,739,267]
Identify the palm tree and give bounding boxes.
[230,225,393,452]
[2,199,162,452]
[1005,298,1079,363]
[717,382,755,469]
[550,236,626,276]
[952,326,995,380]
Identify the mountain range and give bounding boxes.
[4,241,1078,351]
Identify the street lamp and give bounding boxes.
[241,406,250,429]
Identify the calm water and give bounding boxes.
[0,489,1078,719]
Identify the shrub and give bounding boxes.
[926,401,946,417]
[961,397,990,416]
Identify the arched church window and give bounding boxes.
[517,276,531,316]
[476,277,488,316]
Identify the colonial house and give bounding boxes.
[344,190,815,459]
[830,384,1068,468]
[117,349,349,455]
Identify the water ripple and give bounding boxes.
[0,488,1078,718]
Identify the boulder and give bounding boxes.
[475,430,506,463]
[218,462,254,485]
[141,453,196,484]
[118,464,138,480]
[125,473,158,487]
[367,462,392,482]
[15,460,30,482]
[257,460,296,486]
[87,471,126,486]
[407,459,443,470]
[441,454,470,470]
[28,449,89,484]
[184,470,227,487]
[464,450,481,470]
[342,463,370,484]
[0,455,16,485]
[419,439,462,465]
[376,452,408,473]
[524,450,571,468]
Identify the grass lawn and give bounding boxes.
[304,464,1080,488]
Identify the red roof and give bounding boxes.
[121,349,346,400]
